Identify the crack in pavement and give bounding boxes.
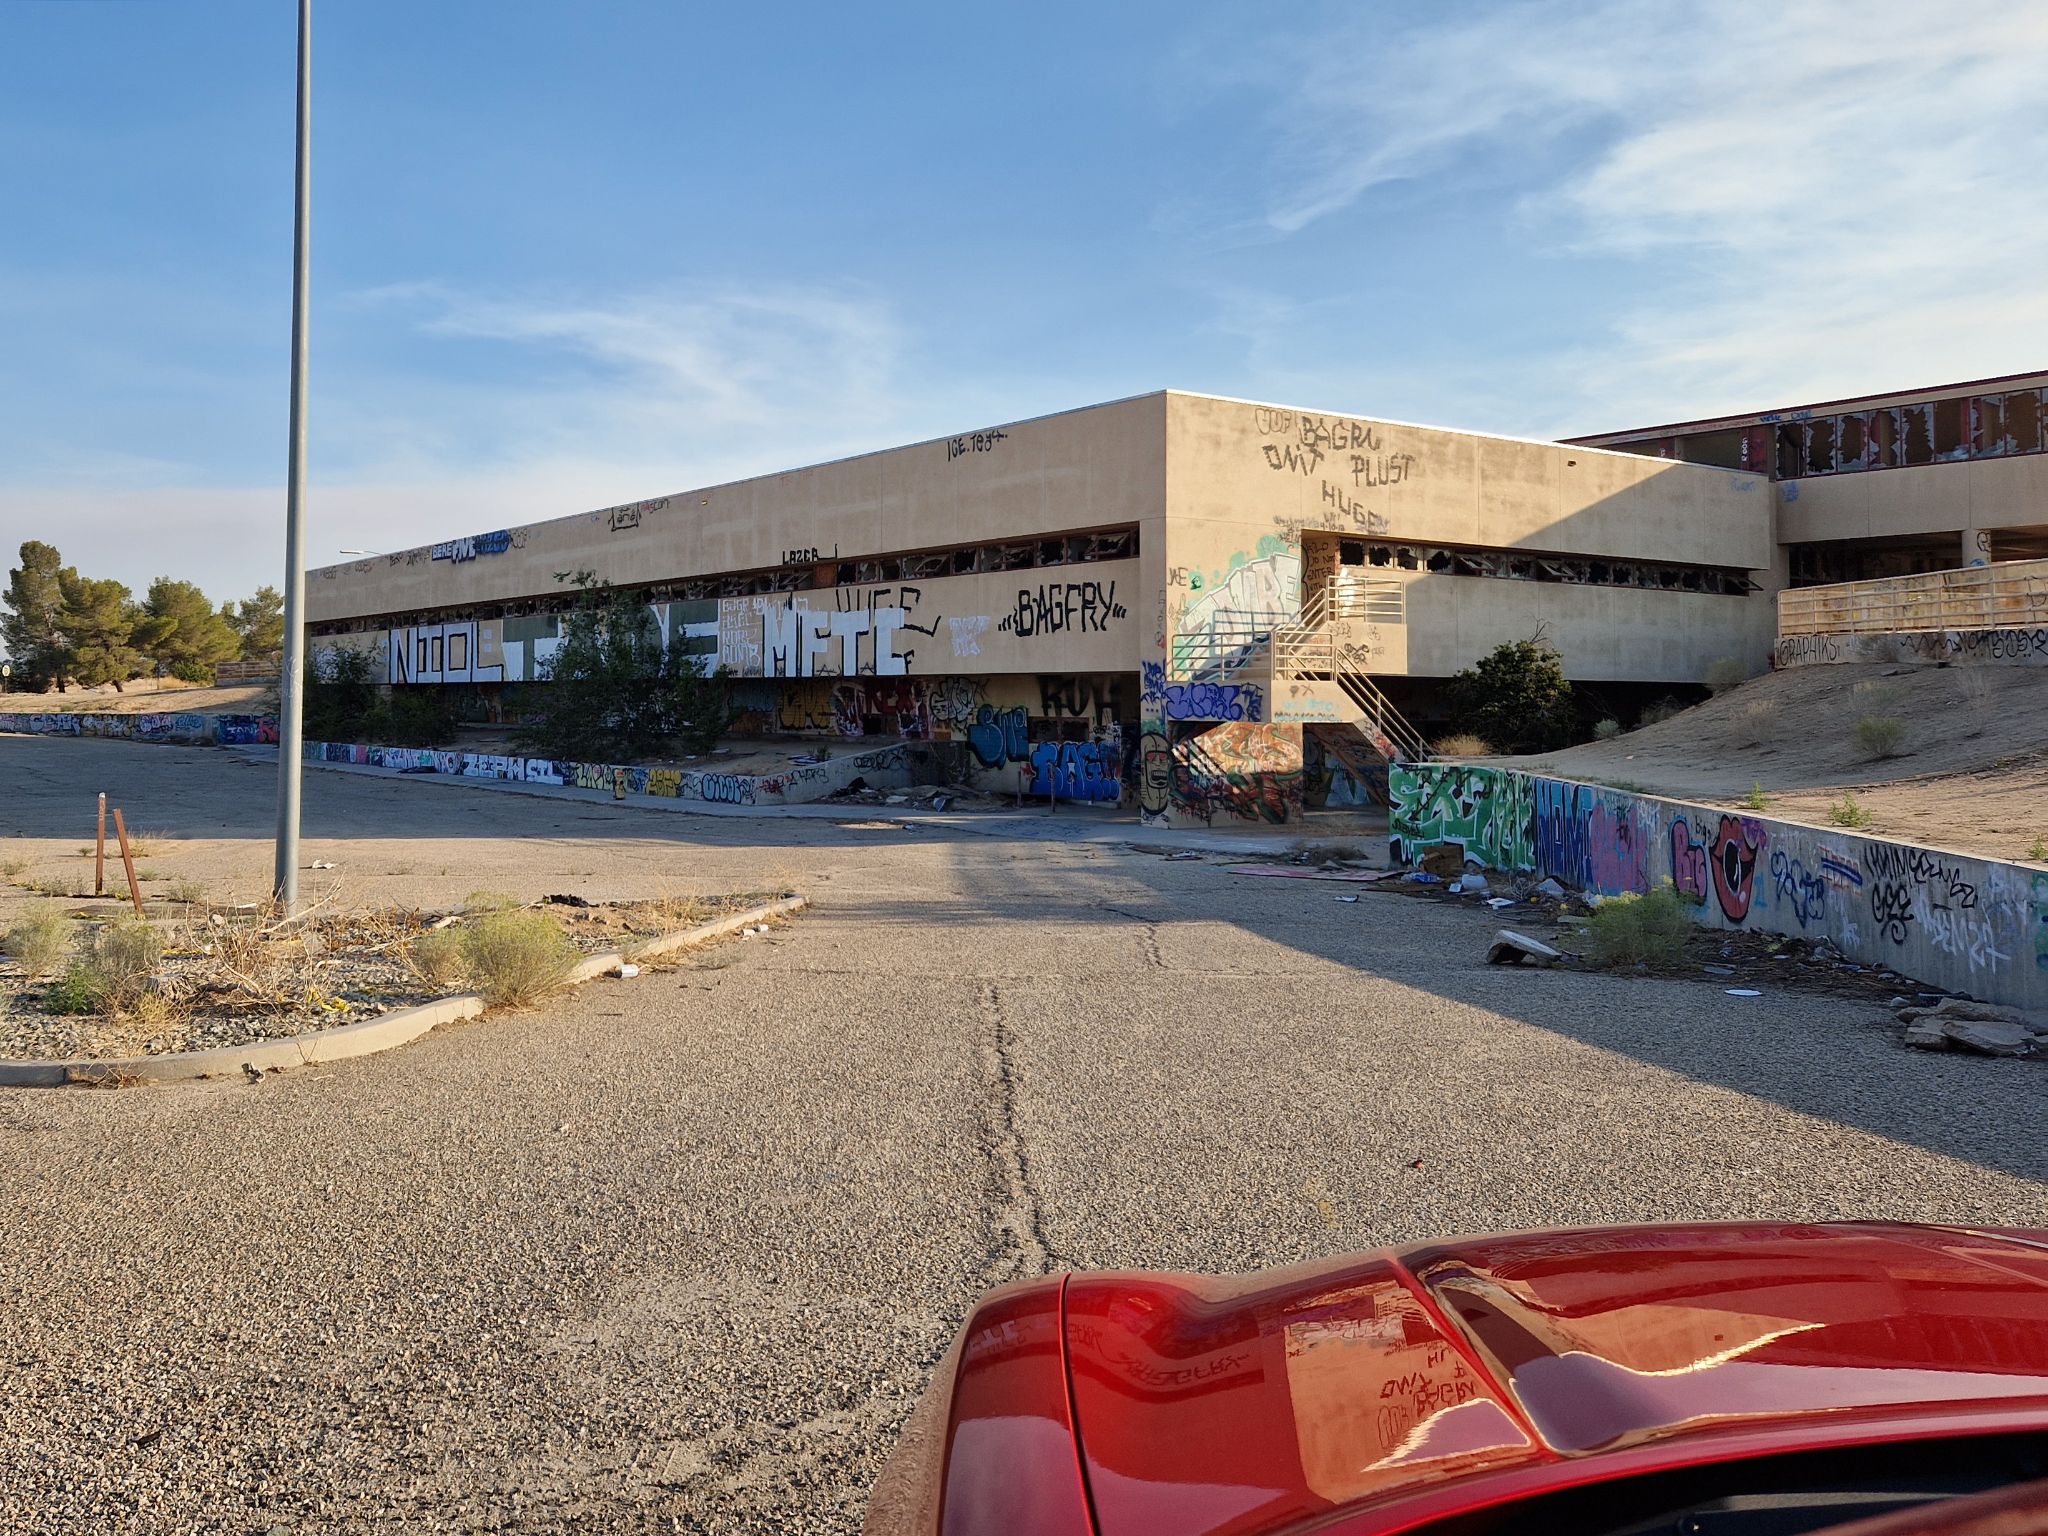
[974,982,1056,1285]
[1093,902,1165,968]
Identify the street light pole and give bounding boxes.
[273,0,311,912]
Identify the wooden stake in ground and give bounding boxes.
[111,808,144,918]
[95,792,107,898]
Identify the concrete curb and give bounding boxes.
[0,895,809,1089]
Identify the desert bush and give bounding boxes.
[1855,714,1907,761]
[456,908,577,1008]
[2031,834,2048,862]
[1726,698,1782,749]
[1828,792,1873,829]
[1580,884,1696,968]
[1741,783,1771,811]
[4,906,72,978]
[1637,696,1688,729]
[1703,656,1749,695]
[463,890,520,913]
[43,918,162,1015]
[409,927,469,990]
[1591,718,1623,741]
[1433,732,1493,758]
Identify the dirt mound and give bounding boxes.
[1508,662,2048,863]
[0,679,275,716]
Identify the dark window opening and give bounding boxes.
[1868,407,1899,468]
[1776,423,1806,479]
[1836,412,1867,470]
[1426,549,1454,573]
[2011,389,2043,455]
[1805,416,1837,475]
[1933,397,1969,460]
[1973,394,2009,457]
[1338,539,1365,565]
[1901,403,1935,465]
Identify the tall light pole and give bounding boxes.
[273,0,311,912]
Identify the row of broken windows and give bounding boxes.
[1340,540,1754,596]
[1615,386,2048,480]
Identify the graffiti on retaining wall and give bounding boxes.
[1389,764,1537,870]
[1776,627,2048,670]
[1391,765,2048,1010]
[1137,660,1170,826]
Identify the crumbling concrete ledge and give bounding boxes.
[0,894,809,1089]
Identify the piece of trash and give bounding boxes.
[617,963,641,978]
[1725,988,1763,997]
[1166,851,1201,861]
[1487,930,1562,967]
[1448,881,1463,894]
[1461,872,1489,894]
[545,893,593,908]
[1533,878,1565,898]
[1409,1159,1425,1171]
[308,859,337,870]
[1485,897,1516,910]
[1403,871,1442,885]
[1702,963,1736,976]
[1335,894,1359,903]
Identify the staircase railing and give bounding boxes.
[1268,578,1430,763]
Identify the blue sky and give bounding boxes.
[3,0,2044,603]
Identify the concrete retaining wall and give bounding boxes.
[1774,627,2048,669]
[1390,763,2046,1010]
[0,713,921,807]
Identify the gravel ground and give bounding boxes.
[0,737,2043,1533]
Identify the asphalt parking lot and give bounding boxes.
[1,736,2043,1533]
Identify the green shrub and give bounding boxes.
[44,963,98,1015]
[1741,783,1770,810]
[1854,714,1907,761]
[1703,656,1749,694]
[457,908,576,1008]
[1445,637,1574,755]
[1828,792,1873,829]
[1591,718,1623,741]
[1637,696,1687,728]
[87,919,163,1012]
[463,890,520,913]
[2031,834,2048,862]
[4,906,72,979]
[1581,884,1696,968]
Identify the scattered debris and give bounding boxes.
[1533,878,1566,899]
[1403,871,1443,885]
[1485,897,1516,910]
[1724,988,1763,998]
[1224,864,1386,883]
[544,893,593,908]
[1891,996,2043,1058]
[1942,1020,2034,1057]
[1702,963,1735,976]
[1487,930,1561,967]
[1335,895,1359,903]
[308,860,338,870]
[617,963,641,979]
[1166,851,1202,861]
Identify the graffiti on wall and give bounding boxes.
[996,581,1126,638]
[1302,726,1388,810]
[1389,764,1537,870]
[1028,741,1122,802]
[1172,723,1302,826]
[1162,680,1264,722]
[1137,660,1170,826]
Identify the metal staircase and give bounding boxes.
[1166,575,1430,764]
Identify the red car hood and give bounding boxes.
[1064,1223,2048,1536]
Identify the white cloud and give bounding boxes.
[1249,0,2048,427]
[0,282,920,602]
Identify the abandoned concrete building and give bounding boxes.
[302,380,2018,825]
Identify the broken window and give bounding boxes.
[1900,403,1935,465]
[1805,417,1837,475]
[1037,539,1067,566]
[1368,545,1392,567]
[2009,389,2043,455]
[1972,395,2009,457]
[1338,539,1365,565]
[1775,423,1806,479]
[1426,549,1454,573]
[1836,412,1868,471]
[1677,428,1748,470]
[951,548,977,575]
[901,552,949,580]
[1933,398,1969,461]
[1867,408,1899,469]
[1396,547,1420,571]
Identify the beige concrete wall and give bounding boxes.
[308,393,1168,625]
[1162,393,1776,681]
[1779,454,2048,550]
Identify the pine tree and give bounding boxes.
[225,586,285,657]
[2,541,69,691]
[134,578,243,683]
[54,570,143,690]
